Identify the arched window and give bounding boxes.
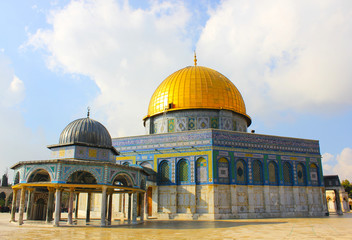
[218,158,229,184]
[283,162,293,186]
[296,163,306,185]
[310,163,319,186]
[268,161,278,185]
[177,159,189,183]
[236,159,247,184]
[196,157,207,183]
[252,160,263,184]
[159,161,170,184]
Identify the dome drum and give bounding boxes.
[145,109,248,134]
[48,117,118,162]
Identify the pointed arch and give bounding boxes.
[196,157,208,184]
[158,160,170,184]
[177,159,189,184]
[235,159,247,184]
[252,160,263,185]
[268,161,278,185]
[218,157,229,184]
[310,163,320,186]
[283,162,293,186]
[296,163,307,186]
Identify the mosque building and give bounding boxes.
[113,55,328,219]
[10,55,328,226]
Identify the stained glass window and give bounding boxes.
[218,158,229,184]
[283,162,293,185]
[196,157,207,183]
[178,160,189,183]
[252,160,263,184]
[310,163,319,186]
[236,160,246,184]
[268,161,278,185]
[159,161,170,184]
[296,163,306,185]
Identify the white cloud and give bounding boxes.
[0,54,49,179]
[322,148,352,181]
[26,0,193,137]
[197,0,352,122]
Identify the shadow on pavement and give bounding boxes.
[119,220,286,229]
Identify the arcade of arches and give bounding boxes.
[10,167,147,227]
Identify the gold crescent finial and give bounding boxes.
[194,51,197,66]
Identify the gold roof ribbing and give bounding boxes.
[145,66,251,124]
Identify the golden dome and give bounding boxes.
[145,65,251,125]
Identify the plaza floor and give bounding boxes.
[1,212,352,239]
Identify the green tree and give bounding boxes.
[1,174,8,187]
[341,179,352,198]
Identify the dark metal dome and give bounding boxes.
[59,117,112,148]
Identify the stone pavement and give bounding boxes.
[1,212,352,239]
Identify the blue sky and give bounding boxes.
[0,0,351,180]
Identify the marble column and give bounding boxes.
[18,187,26,225]
[132,192,137,224]
[100,186,107,227]
[140,192,146,221]
[75,193,80,220]
[86,192,91,222]
[46,188,55,223]
[54,188,62,227]
[10,189,18,222]
[67,188,75,225]
[107,192,113,225]
[335,189,343,215]
[26,189,34,220]
[128,193,132,222]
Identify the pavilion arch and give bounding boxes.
[27,168,51,183]
[63,167,101,183]
[112,172,134,187]
[26,166,53,183]
[14,172,20,185]
[66,170,97,184]
[140,161,153,169]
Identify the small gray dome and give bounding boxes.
[59,118,112,148]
